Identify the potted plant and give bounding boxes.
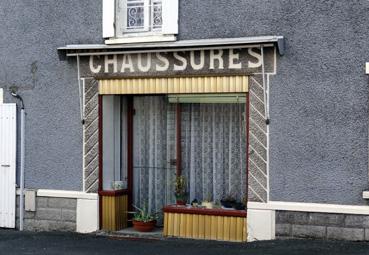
[174,175,187,205]
[132,205,157,232]
[220,194,236,208]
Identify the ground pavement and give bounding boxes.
[1,229,369,255]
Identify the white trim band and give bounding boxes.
[248,201,369,215]
[37,189,98,200]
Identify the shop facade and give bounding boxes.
[1,0,369,241]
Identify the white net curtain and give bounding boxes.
[133,96,176,215]
[133,96,247,215]
[181,103,247,203]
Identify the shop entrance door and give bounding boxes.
[132,96,176,221]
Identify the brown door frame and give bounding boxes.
[126,96,134,215]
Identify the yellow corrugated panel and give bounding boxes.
[163,213,168,236]
[167,213,174,236]
[179,214,186,237]
[173,213,180,236]
[243,218,247,242]
[217,216,224,241]
[192,214,199,239]
[210,216,217,240]
[204,215,212,239]
[185,214,192,238]
[223,217,231,241]
[99,76,248,94]
[163,212,247,242]
[101,194,128,231]
[229,217,237,241]
[198,215,205,239]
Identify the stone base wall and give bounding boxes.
[16,195,77,232]
[276,211,369,241]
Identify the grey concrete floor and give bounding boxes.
[1,229,369,255]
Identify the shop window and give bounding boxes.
[180,102,247,203]
[102,95,246,216]
[102,0,178,44]
[132,95,246,214]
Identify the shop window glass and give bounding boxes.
[102,96,128,191]
[181,103,247,203]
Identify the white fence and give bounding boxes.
[0,103,17,228]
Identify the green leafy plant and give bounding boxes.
[174,175,187,201]
[132,205,158,222]
[222,192,236,202]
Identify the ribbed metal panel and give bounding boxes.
[0,104,16,228]
[99,76,248,94]
[101,194,128,231]
[163,212,247,242]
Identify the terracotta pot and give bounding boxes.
[176,200,186,206]
[132,220,156,232]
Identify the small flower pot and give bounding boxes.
[202,201,214,209]
[176,200,186,206]
[220,200,235,208]
[132,220,157,232]
[232,202,246,210]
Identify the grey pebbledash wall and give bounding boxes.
[0,0,103,191]
[1,0,369,204]
[179,0,369,205]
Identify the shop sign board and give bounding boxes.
[80,47,276,78]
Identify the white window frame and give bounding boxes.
[102,0,178,44]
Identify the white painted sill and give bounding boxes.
[105,34,176,45]
[17,188,98,200]
[362,191,369,199]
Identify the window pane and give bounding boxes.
[126,0,145,30]
[152,1,162,30]
[181,103,247,203]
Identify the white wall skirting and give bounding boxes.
[247,209,275,241]
[36,189,98,200]
[76,198,99,233]
[248,201,369,215]
[17,188,99,233]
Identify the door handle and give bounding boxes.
[1,165,10,167]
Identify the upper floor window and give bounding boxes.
[103,0,178,44]
[122,0,162,33]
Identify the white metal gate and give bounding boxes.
[0,104,17,228]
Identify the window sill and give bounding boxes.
[105,34,176,45]
[362,191,369,199]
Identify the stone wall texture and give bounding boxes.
[16,196,77,232]
[276,211,369,241]
[83,79,99,193]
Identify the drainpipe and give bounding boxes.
[10,91,25,231]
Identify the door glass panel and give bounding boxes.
[133,96,176,218]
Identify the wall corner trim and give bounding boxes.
[362,191,369,199]
[248,201,369,215]
[366,63,369,74]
